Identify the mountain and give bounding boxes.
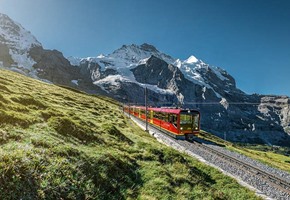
[68,44,290,146]
[0,13,110,96]
[0,13,41,70]
[0,13,84,86]
[1,13,290,146]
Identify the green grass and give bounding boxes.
[199,130,290,174]
[228,144,290,173]
[0,69,261,199]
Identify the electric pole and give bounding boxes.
[128,103,130,118]
[145,87,148,132]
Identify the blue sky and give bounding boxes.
[1,0,290,96]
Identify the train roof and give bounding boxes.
[149,107,181,114]
[128,106,199,114]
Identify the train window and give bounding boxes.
[192,114,199,130]
[159,112,163,120]
[180,112,200,130]
[146,110,150,119]
[140,109,145,115]
[169,114,177,127]
[160,112,166,121]
[180,114,192,125]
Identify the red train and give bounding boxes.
[124,105,200,139]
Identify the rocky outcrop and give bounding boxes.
[0,42,14,67]
[29,46,80,85]
[79,60,101,82]
[258,96,290,134]
[78,60,119,82]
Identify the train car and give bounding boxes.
[123,105,200,140]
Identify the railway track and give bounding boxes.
[196,141,290,190]
[127,114,290,199]
[179,140,290,199]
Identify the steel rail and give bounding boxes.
[190,141,290,195]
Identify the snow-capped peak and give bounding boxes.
[184,55,198,64]
[0,13,41,50]
[0,13,42,70]
[68,43,176,78]
[67,43,232,99]
[97,54,105,58]
[109,43,175,65]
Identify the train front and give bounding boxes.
[179,110,200,138]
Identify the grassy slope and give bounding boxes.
[0,69,260,200]
[199,131,290,173]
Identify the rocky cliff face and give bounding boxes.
[259,96,290,133]
[28,46,80,85]
[1,13,290,146]
[131,55,204,103]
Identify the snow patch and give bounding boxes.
[67,56,82,66]
[97,54,105,59]
[252,124,256,131]
[94,74,174,95]
[174,59,182,68]
[71,80,78,85]
[210,66,228,81]
[202,87,206,100]
[138,57,150,65]
[220,98,229,110]
[184,55,198,64]
[177,93,184,104]
[9,50,36,70]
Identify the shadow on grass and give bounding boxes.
[102,124,134,145]
[78,153,142,200]
[48,116,105,145]
[0,148,143,200]
[10,96,47,110]
[0,85,12,93]
[0,111,38,128]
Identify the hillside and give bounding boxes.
[0,69,261,199]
